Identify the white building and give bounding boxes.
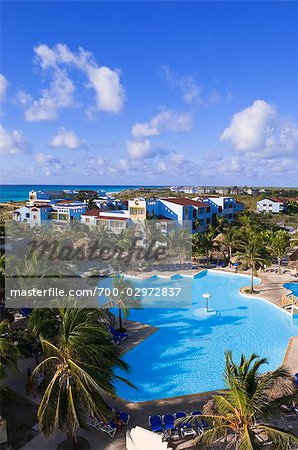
[257,198,287,214]
[80,209,133,233]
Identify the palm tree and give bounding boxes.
[106,275,141,331]
[31,306,133,448]
[267,230,290,275]
[168,228,193,266]
[217,226,239,265]
[181,352,298,450]
[0,321,19,393]
[197,226,216,265]
[237,231,268,293]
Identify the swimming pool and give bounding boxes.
[283,282,298,297]
[106,271,298,402]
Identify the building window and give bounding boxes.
[25,213,30,218]
[206,207,211,213]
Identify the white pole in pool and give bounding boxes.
[202,293,211,312]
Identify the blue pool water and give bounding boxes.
[107,271,298,402]
[284,282,298,297]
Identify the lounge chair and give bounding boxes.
[109,326,128,341]
[99,420,117,437]
[89,413,117,436]
[217,261,226,268]
[174,412,196,438]
[191,411,209,430]
[149,415,163,433]
[162,414,180,439]
[119,411,130,425]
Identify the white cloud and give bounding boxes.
[34,153,63,174]
[0,124,30,155]
[24,43,125,119]
[126,140,152,159]
[220,100,298,160]
[132,109,193,139]
[220,100,276,151]
[0,74,9,102]
[49,127,86,149]
[86,66,125,114]
[160,65,202,104]
[18,69,75,122]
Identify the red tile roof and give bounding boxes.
[96,215,128,221]
[162,197,206,207]
[267,197,286,203]
[81,209,101,217]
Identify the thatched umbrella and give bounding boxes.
[213,233,225,246]
[288,260,298,270]
[230,255,239,264]
[264,376,297,401]
[202,398,217,415]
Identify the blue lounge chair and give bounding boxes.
[149,415,163,433]
[162,414,176,431]
[217,261,225,268]
[174,411,186,420]
[162,414,180,439]
[192,411,209,430]
[119,411,130,425]
[110,326,128,341]
[190,411,203,434]
[174,412,196,438]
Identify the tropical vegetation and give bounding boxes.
[180,351,298,450]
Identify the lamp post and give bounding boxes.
[202,293,211,312]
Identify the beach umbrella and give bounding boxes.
[264,376,297,401]
[230,255,239,264]
[213,233,225,244]
[288,260,298,270]
[202,398,217,415]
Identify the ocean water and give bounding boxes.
[106,271,298,402]
[0,184,162,202]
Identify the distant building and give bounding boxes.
[257,198,287,214]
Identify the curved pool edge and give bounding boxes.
[115,270,297,403]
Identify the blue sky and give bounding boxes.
[1,1,298,186]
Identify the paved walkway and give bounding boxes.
[284,336,298,375]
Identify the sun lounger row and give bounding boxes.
[149,410,209,439]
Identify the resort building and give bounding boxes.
[27,189,78,206]
[128,198,147,222]
[13,205,53,226]
[50,201,86,224]
[204,196,244,222]
[257,198,287,214]
[80,209,133,233]
[146,197,213,232]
